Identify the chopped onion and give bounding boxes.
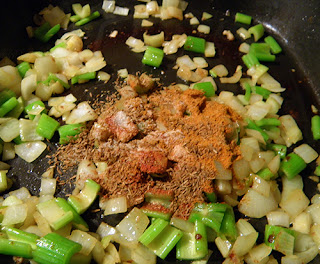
[214,160,232,180]
[15,141,47,162]
[247,244,272,264]
[97,222,117,239]
[220,66,242,84]
[102,0,116,13]
[2,142,16,161]
[9,187,31,201]
[211,64,228,77]
[238,189,278,218]
[116,207,149,242]
[267,210,290,227]
[143,31,164,48]
[101,197,128,216]
[223,30,235,41]
[292,212,311,234]
[190,17,200,25]
[146,1,159,14]
[40,178,56,196]
[246,101,271,121]
[280,189,309,217]
[176,55,197,70]
[252,176,270,197]
[236,219,256,236]
[197,24,210,34]
[0,66,22,95]
[239,42,250,53]
[141,19,153,27]
[236,27,251,40]
[118,68,128,78]
[170,217,194,233]
[126,36,145,52]
[2,203,27,225]
[215,237,232,258]
[69,230,97,256]
[231,231,258,257]
[193,57,208,68]
[204,41,216,57]
[249,154,266,173]
[268,155,281,175]
[21,74,37,100]
[98,71,111,82]
[131,242,157,264]
[279,115,303,147]
[293,143,318,163]
[113,6,130,16]
[233,158,251,181]
[166,6,183,20]
[0,118,20,142]
[66,101,98,124]
[20,119,43,142]
[215,180,232,195]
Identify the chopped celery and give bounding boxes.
[17,62,31,78]
[184,36,206,53]
[264,36,282,54]
[193,82,215,97]
[24,100,46,120]
[6,96,24,118]
[248,24,265,42]
[219,205,237,242]
[257,167,274,180]
[235,12,252,25]
[141,205,172,221]
[280,153,307,179]
[4,227,39,249]
[58,123,85,144]
[267,144,287,159]
[139,218,169,245]
[0,97,18,117]
[0,238,33,259]
[68,179,100,214]
[36,113,60,140]
[142,46,164,68]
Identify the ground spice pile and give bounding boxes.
[56,84,242,219]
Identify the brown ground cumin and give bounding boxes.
[55,85,242,219]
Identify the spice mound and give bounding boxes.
[58,84,242,219]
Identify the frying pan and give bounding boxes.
[1,0,320,263]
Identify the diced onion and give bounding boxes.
[279,115,303,147]
[143,32,164,48]
[231,231,258,257]
[190,17,200,25]
[9,187,31,201]
[141,19,153,27]
[15,141,47,162]
[2,142,15,161]
[252,176,270,197]
[113,6,130,16]
[236,28,251,40]
[211,64,228,77]
[69,230,97,256]
[102,197,128,215]
[266,210,290,227]
[66,101,98,124]
[0,118,20,142]
[280,189,309,217]
[239,42,250,53]
[193,57,208,68]
[292,212,311,234]
[102,0,116,13]
[197,24,210,34]
[40,178,56,196]
[293,143,318,163]
[2,203,27,225]
[204,41,216,57]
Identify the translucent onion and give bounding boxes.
[295,234,318,263]
[146,1,159,14]
[238,189,278,218]
[281,175,303,202]
[246,101,271,121]
[245,129,266,145]
[15,141,47,162]
[166,6,183,20]
[66,101,98,124]
[141,19,153,27]
[292,212,311,234]
[34,56,58,80]
[268,155,281,175]
[143,32,164,48]
[176,55,197,70]
[102,197,128,216]
[236,28,251,40]
[19,119,43,142]
[113,6,130,16]
[3,142,16,161]
[126,36,145,51]
[69,230,97,256]
[236,219,256,236]
[190,17,200,25]
[279,115,303,147]
[116,207,149,242]
[293,143,318,163]
[0,118,20,142]
[197,24,210,34]
[21,74,37,100]
[215,180,232,195]
[170,217,194,233]
[220,66,242,84]
[39,178,56,196]
[231,231,258,257]
[233,158,251,181]
[102,0,116,13]
[215,237,232,258]
[204,42,216,57]
[131,243,157,264]
[214,160,232,180]
[280,189,309,217]
[240,137,260,161]
[307,203,320,225]
[266,210,290,227]
[9,187,31,201]
[281,255,302,264]
[247,244,272,264]
[98,71,111,82]
[211,64,228,77]
[249,154,266,173]
[193,57,208,68]
[252,176,270,197]
[97,222,117,239]
[258,72,286,92]
[2,203,28,225]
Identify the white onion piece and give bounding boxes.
[211,64,228,77]
[280,189,309,217]
[220,66,242,84]
[245,129,266,145]
[204,42,216,57]
[113,6,130,16]
[19,119,43,142]
[146,1,159,14]
[21,74,37,100]
[34,56,58,80]
[252,176,270,197]
[193,57,208,68]
[102,0,116,13]
[238,42,250,54]
[117,68,128,78]
[3,142,16,161]
[190,17,200,25]
[246,101,271,121]
[166,6,183,20]
[294,143,318,163]
[102,197,128,215]
[197,24,210,34]
[15,141,47,162]
[231,231,258,257]
[98,71,111,82]
[9,187,31,201]
[141,19,153,27]
[307,203,320,225]
[3,195,23,206]
[279,115,303,147]
[85,56,107,73]
[2,203,27,225]
[247,244,272,264]
[233,159,251,181]
[215,180,232,195]
[116,207,149,242]
[292,212,311,234]
[268,155,281,175]
[97,222,117,239]
[281,175,303,202]
[249,154,265,173]
[215,237,232,258]
[143,31,164,48]
[69,230,97,256]
[214,160,232,180]
[131,242,157,264]
[311,194,320,204]
[238,189,278,218]
[236,219,256,236]
[0,118,20,142]
[240,137,259,161]
[106,243,121,263]
[266,210,290,227]
[66,101,98,124]
[40,178,56,196]
[236,28,251,40]
[218,91,246,116]
[170,217,194,233]
[176,55,197,70]
[126,37,145,50]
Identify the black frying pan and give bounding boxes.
[1,0,320,263]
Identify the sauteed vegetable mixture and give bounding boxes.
[0,1,320,264]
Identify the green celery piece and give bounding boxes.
[176,231,207,260]
[242,53,260,69]
[43,73,70,89]
[58,123,85,144]
[16,62,31,78]
[267,144,287,159]
[33,233,82,264]
[193,82,215,97]
[55,197,89,231]
[0,170,7,192]
[70,15,81,23]
[36,113,60,140]
[244,82,251,102]
[24,100,46,120]
[75,11,101,27]
[0,238,33,259]
[311,115,320,140]
[257,168,274,180]
[184,36,206,53]
[315,165,320,176]
[264,36,282,54]
[204,191,217,203]
[34,22,51,42]
[194,220,208,256]
[42,24,61,43]
[50,42,67,52]
[6,96,24,118]
[4,226,39,249]
[0,97,18,117]
[68,179,100,214]
[248,24,265,42]
[139,218,169,245]
[256,118,281,127]
[219,206,237,242]
[235,12,252,25]
[280,153,307,179]
[0,89,16,106]
[71,71,96,85]
[141,206,172,221]
[147,224,183,259]
[142,46,164,68]
[264,225,296,255]
[246,119,269,142]
[251,86,271,99]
